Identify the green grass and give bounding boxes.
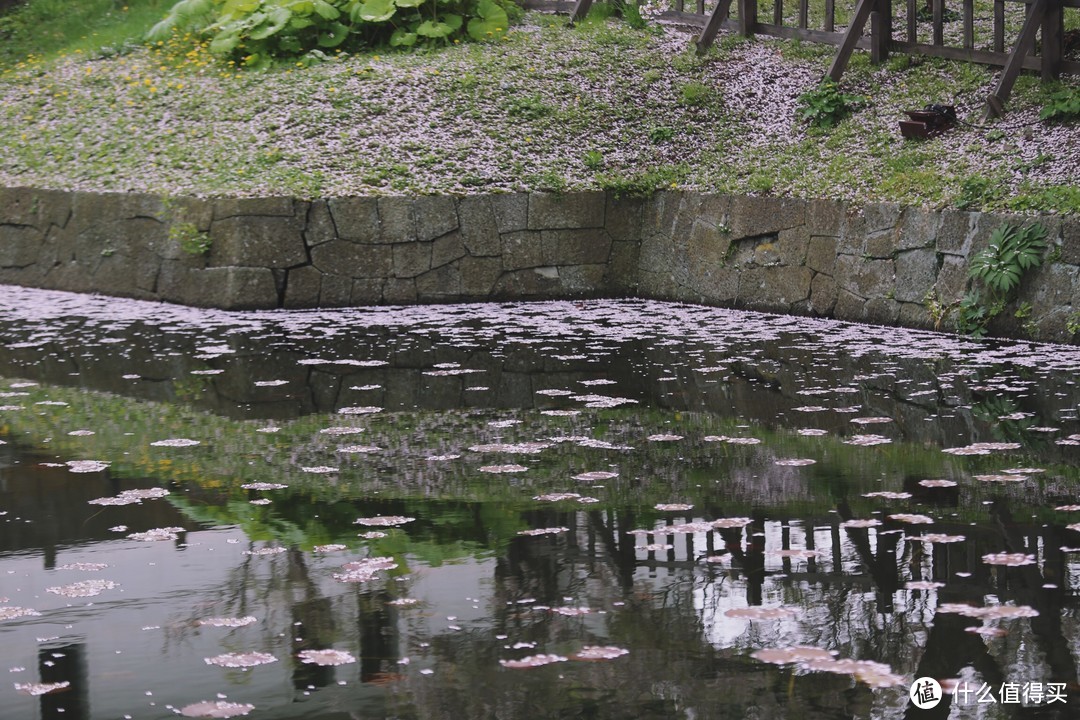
[0,0,171,66]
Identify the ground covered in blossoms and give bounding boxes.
[0,9,1078,210]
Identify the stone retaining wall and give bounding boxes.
[2,187,1078,342]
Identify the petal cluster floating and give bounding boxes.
[204,652,278,668]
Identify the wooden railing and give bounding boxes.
[523,0,1079,116]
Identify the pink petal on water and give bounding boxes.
[179,701,256,718]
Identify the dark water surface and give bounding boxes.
[2,286,1080,720]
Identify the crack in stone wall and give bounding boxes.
[1,187,1078,343]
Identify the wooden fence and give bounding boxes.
[526,0,1079,117]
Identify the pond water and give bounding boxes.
[2,285,1080,720]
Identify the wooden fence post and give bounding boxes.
[826,0,878,81]
[984,0,1049,118]
[1042,0,1063,81]
[739,0,758,37]
[870,0,892,63]
[695,0,736,54]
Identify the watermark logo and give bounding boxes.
[910,677,942,709]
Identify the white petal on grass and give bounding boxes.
[298,649,356,666]
[204,652,278,668]
[150,438,201,447]
[180,700,256,718]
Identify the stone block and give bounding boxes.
[351,277,383,304]
[776,226,810,265]
[328,197,378,243]
[806,236,838,274]
[376,196,417,243]
[697,194,732,229]
[283,265,322,308]
[934,255,969,302]
[687,219,731,272]
[416,264,461,298]
[209,216,307,268]
[670,192,704,243]
[415,196,458,242]
[688,263,739,302]
[459,256,503,296]
[729,195,806,238]
[897,301,933,330]
[1021,263,1077,309]
[491,268,561,298]
[213,197,294,219]
[305,200,337,247]
[809,272,838,315]
[0,225,44,268]
[384,277,418,304]
[893,248,938,303]
[862,202,902,233]
[863,296,900,325]
[201,267,279,309]
[558,264,607,293]
[937,209,976,255]
[432,231,467,269]
[165,195,213,232]
[392,242,432,278]
[834,254,895,299]
[528,191,605,230]
[738,266,813,309]
[864,230,899,259]
[540,228,611,265]
[833,288,867,321]
[490,193,529,234]
[310,241,392,277]
[458,195,500,256]
[605,194,644,242]
[806,198,845,236]
[76,217,168,276]
[897,207,942,250]
[91,252,160,299]
[502,230,543,270]
[0,187,71,229]
[1061,217,1080,265]
[319,274,354,307]
[641,191,680,239]
[604,241,640,291]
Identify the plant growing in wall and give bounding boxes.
[956,222,1047,337]
[170,222,212,255]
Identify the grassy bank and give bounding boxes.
[0,1,1078,211]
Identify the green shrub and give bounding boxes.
[797,79,866,128]
[169,222,212,255]
[1039,87,1080,123]
[956,222,1047,336]
[148,0,515,67]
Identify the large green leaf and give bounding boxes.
[249,7,292,39]
[313,0,342,19]
[317,21,350,46]
[466,0,508,40]
[390,27,418,45]
[209,29,242,54]
[416,19,454,37]
[357,0,395,22]
[395,0,426,7]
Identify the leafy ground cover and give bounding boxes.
[0,1,1078,211]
